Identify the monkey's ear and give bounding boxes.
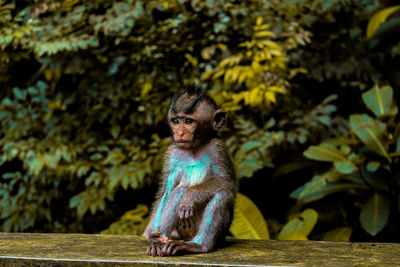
[213,109,226,131]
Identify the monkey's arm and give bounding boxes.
[178,178,235,228]
[144,148,180,243]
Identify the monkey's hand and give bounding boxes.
[149,231,169,244]
[161,240,185,256]
[178,205,194,229]
[147,231,170,257]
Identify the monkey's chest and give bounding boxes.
[170,155,211,187]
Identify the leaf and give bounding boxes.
[367,5,400,38]
[304,143,347,162]
[360,193,390,236]
[397,134,400,153]
[101,204,149,235]
[230,193,270,239]
[350,114,390,161]
[323,227,352,242]
[27,155,44,176]
[290,170,368,203]
[277,209,318,240]
[111,124,121,139]
[334,160,358,174]
[256,16,263,26]
[90,153,103,161]
[362,85,397,117]
[366,161,380,172]
[13,87,25,100]
[298,209,318,237]
[2,98,14,107]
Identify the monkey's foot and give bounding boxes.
[178,205,194,229]
[161,240,186,256]
[147,243,164,257]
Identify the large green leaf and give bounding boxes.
[362,85,397,117]
[349,114,390,161]
[360,193,390,236]
[304,143,347,162]
[277,209,318,240]
[230,193,270,239]
[291,169,369,203]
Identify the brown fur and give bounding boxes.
[144,88,237,256]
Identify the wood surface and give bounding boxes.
[0,233,399,266]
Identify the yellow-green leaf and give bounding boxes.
[255,31,275,38]
[101,204,149,235]
[304,143,347,162]
[230,193,270,239]
[256,16,263,26]
[277,209,318,240]
[323,227,352,242]
[367,5,400,38]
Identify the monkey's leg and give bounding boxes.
[162,190,232,256]
[157,186,186,238]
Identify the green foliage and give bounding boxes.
[360,193,390,236]
[0,0,399,243]
[231,194,319,241]
[277,209,318,240]
[101,204,149,235]
[292,84,400,237]
[367,5,400,38]
[0,0,308,233]
[205,16,290,109]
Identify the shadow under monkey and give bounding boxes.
[144,85,237,256]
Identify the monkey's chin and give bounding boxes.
[175,141,193,149]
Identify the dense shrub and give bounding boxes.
[0,0,399,241]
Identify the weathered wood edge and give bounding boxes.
[0,233,399,266]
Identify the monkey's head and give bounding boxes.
[168,85,226,151]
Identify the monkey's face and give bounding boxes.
[168,92,226,151]
[168,113,199,150]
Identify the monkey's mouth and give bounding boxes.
[176,140,190,144]
[175,140,192,146]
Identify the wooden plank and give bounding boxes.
[0,233,399,266]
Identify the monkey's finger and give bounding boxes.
[161,243,170,256]
[178,210,184,222]
[188,216,194,228]
[165,242,174,256]
[147,246,151,256]
[172,245,184,256]
[189,208,194,217]
[156,245,163,257]
[184,208,191,219]
[150,246,156,257]
[185,218,191,229]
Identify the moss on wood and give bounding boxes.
[0,233,399,266]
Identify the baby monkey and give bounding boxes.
[144,85,237,256]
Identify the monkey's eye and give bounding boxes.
[184,118,194,125]
[171,118,180,125]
